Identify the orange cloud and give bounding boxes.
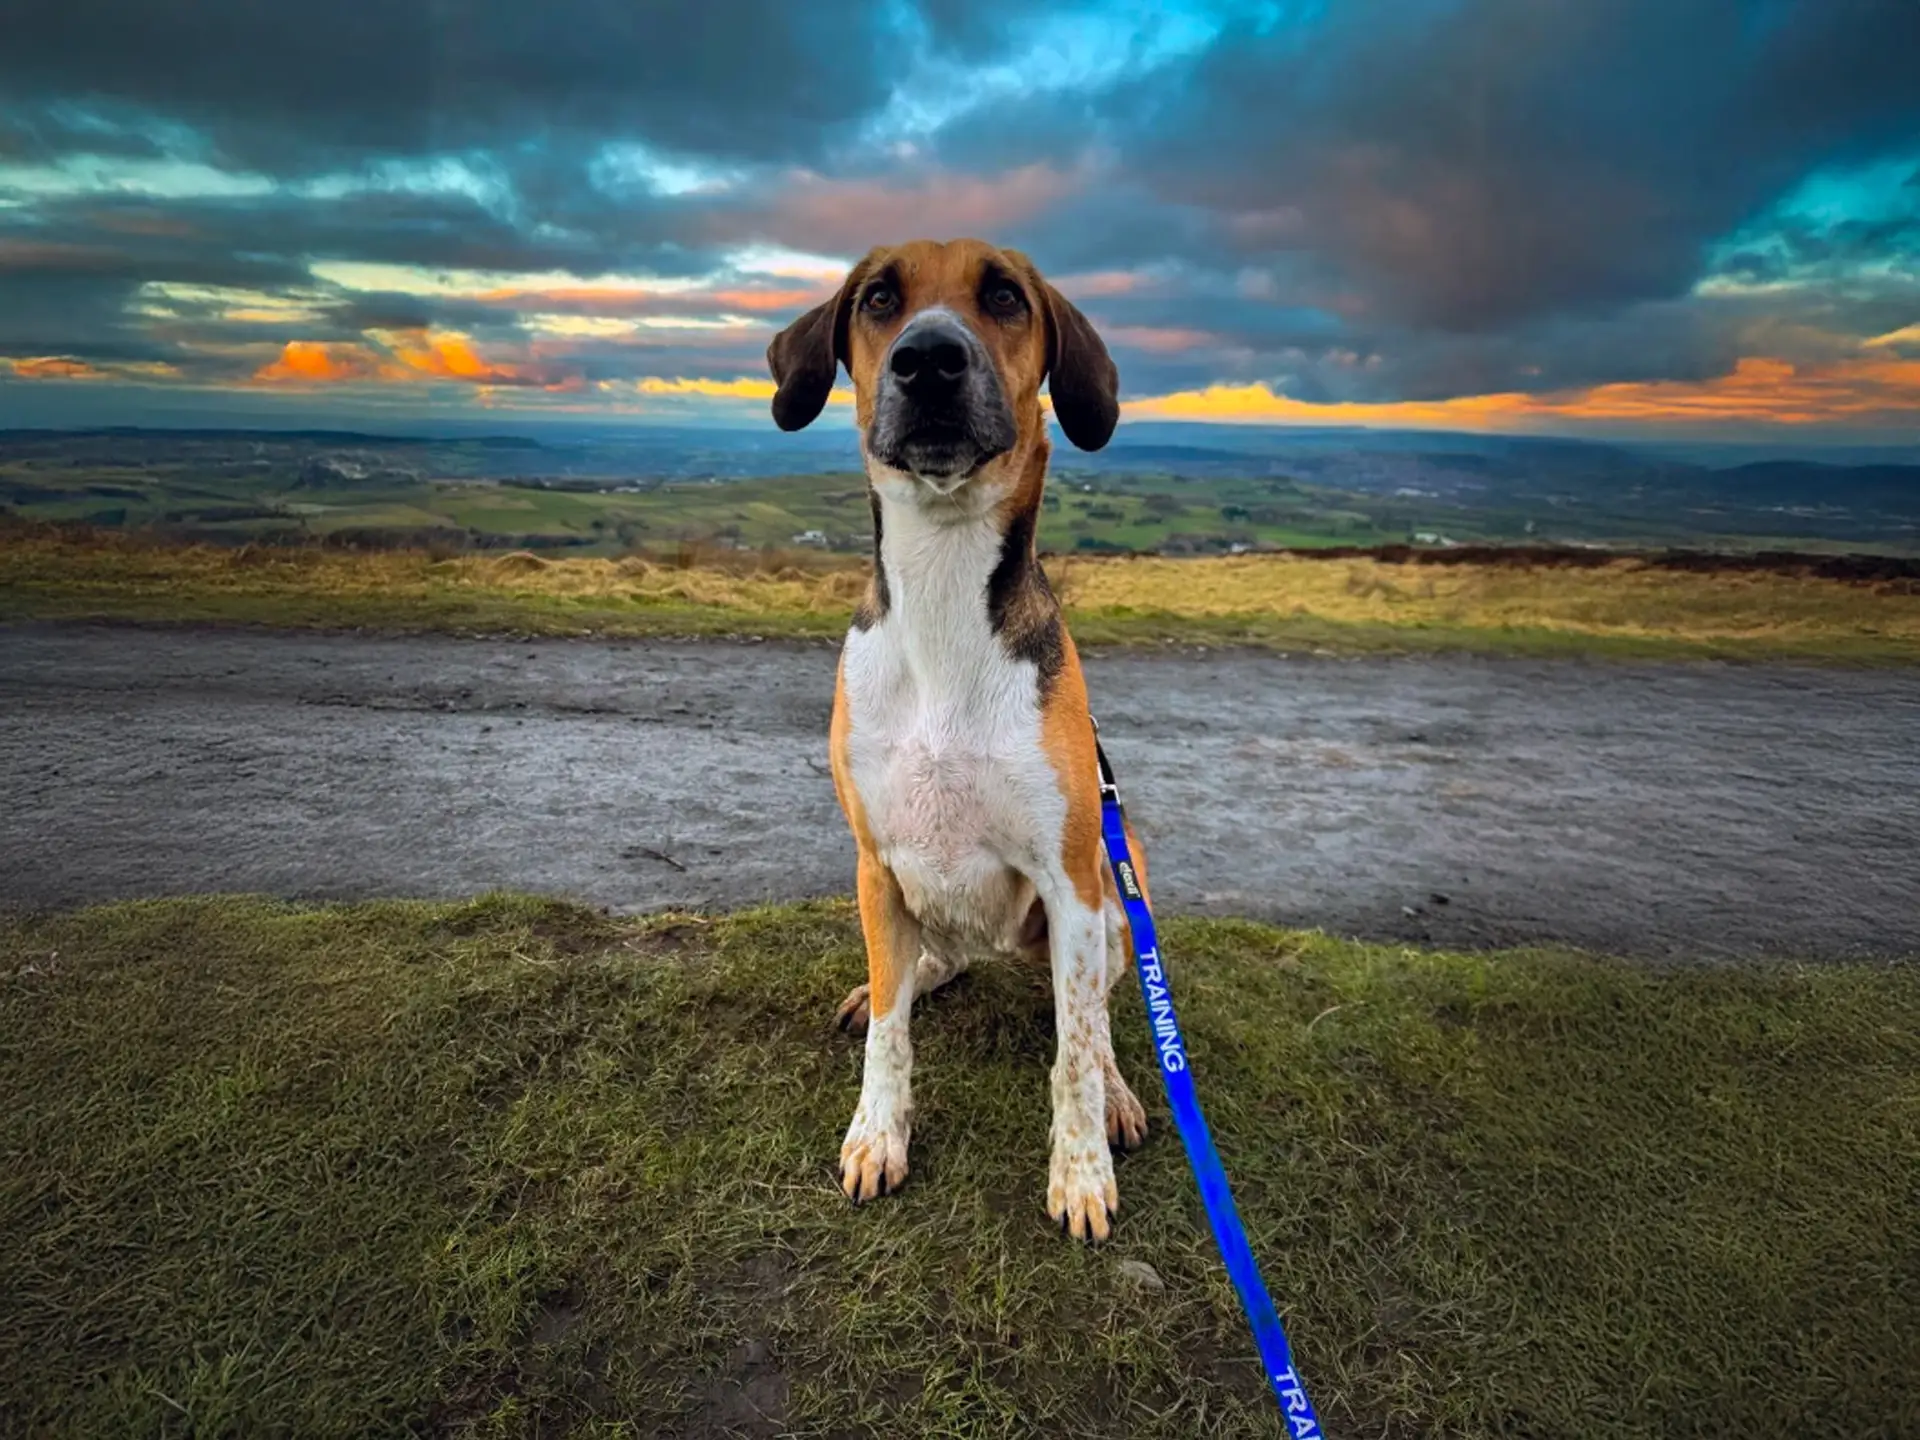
[634,375,854,405]
[6,355,109,380]
[253,331,578,390]
[1123,355,1920,430]
[637,376,775,399]
[1548,356,1920,424]
[1123,382,1537,428]
[253,340,398,384]
[707,286,829,312]
[385,330,535,385]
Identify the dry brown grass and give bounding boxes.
[0,526,871,637]
[433,549,873,614]
[4,522,1917,660]
[1052,552,1920,649]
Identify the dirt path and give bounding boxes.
[3,622,1916,959]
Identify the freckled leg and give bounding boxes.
[1044,894,1119,1241]
[1100,902,1148,1151]
[835,932,971,1034]
[840,852,920,1203]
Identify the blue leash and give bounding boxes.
[1096,734,1325,1438]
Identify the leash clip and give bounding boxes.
[1091,717,1121,804]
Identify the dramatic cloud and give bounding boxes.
[1126,354,1920,434]
[7,356,109,381]
[253,341,396,386]
[1,0,1916,442]
[1110,0,1920,329]
[0,1,893,170]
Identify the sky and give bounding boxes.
[1,0,1917,446]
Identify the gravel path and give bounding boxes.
[3,622,1916,959]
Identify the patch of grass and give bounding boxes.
[0,530,863,642]
[2,896,1916,1437]
[6,525,1920,661]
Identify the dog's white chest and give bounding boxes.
[858,685,1024,840]
[843,635,1058,938]
[837,503,1064,940]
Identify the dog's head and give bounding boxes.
[766,239,1118,494]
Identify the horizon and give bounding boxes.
[4,415,1918,467]
[2,2,1917,447]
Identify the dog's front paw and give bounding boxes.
[1047,1138,1119,1242]
[839,1103,909,1203]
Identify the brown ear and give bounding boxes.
[1009,250,1120,452]
[765,259,869,432]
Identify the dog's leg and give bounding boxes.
[839,852,921,1203]
[835,931,970,1034]
[1100,901,1148,1151]
[1043,890,1119,1241]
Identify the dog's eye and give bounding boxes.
[863,285,897,313]
[987,284,1023,314]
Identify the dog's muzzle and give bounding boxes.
[867,311,1017,486]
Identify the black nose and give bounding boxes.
[889,323,970,394]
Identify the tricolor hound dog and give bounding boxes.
[766,237,1153,1242]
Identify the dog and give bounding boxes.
[766,238,1154,1242]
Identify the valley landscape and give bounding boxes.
[5,422,1917,557]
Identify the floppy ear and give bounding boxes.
[765,261,868,432]
[1009,250,1120,452]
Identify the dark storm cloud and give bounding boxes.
[177,186,715,280]
[0,219,315,366]
[1107,0,1920,332]
[0,273,175,364]
[992,183,1217,278]
[0,99,180,164]
[0,0,893,172]
[913,0,1007,57]
[0,179,728,322]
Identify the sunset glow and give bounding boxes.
[253,341,396,385]
[634,376,855,405]
[1124,355,1920,432]
[7,356,108,381]
[1,3,1913,443]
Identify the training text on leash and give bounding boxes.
[1135,948,1188,1074]
[1273,1367,1320,1436]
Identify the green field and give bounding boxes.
[7,422,1920,562]
[0,455,1420,556]
[3,895,1916,1437]
[10,428,1911,558]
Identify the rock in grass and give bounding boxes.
[1115,1259,1166,1293]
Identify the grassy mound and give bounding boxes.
[2,896,1916,1437]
